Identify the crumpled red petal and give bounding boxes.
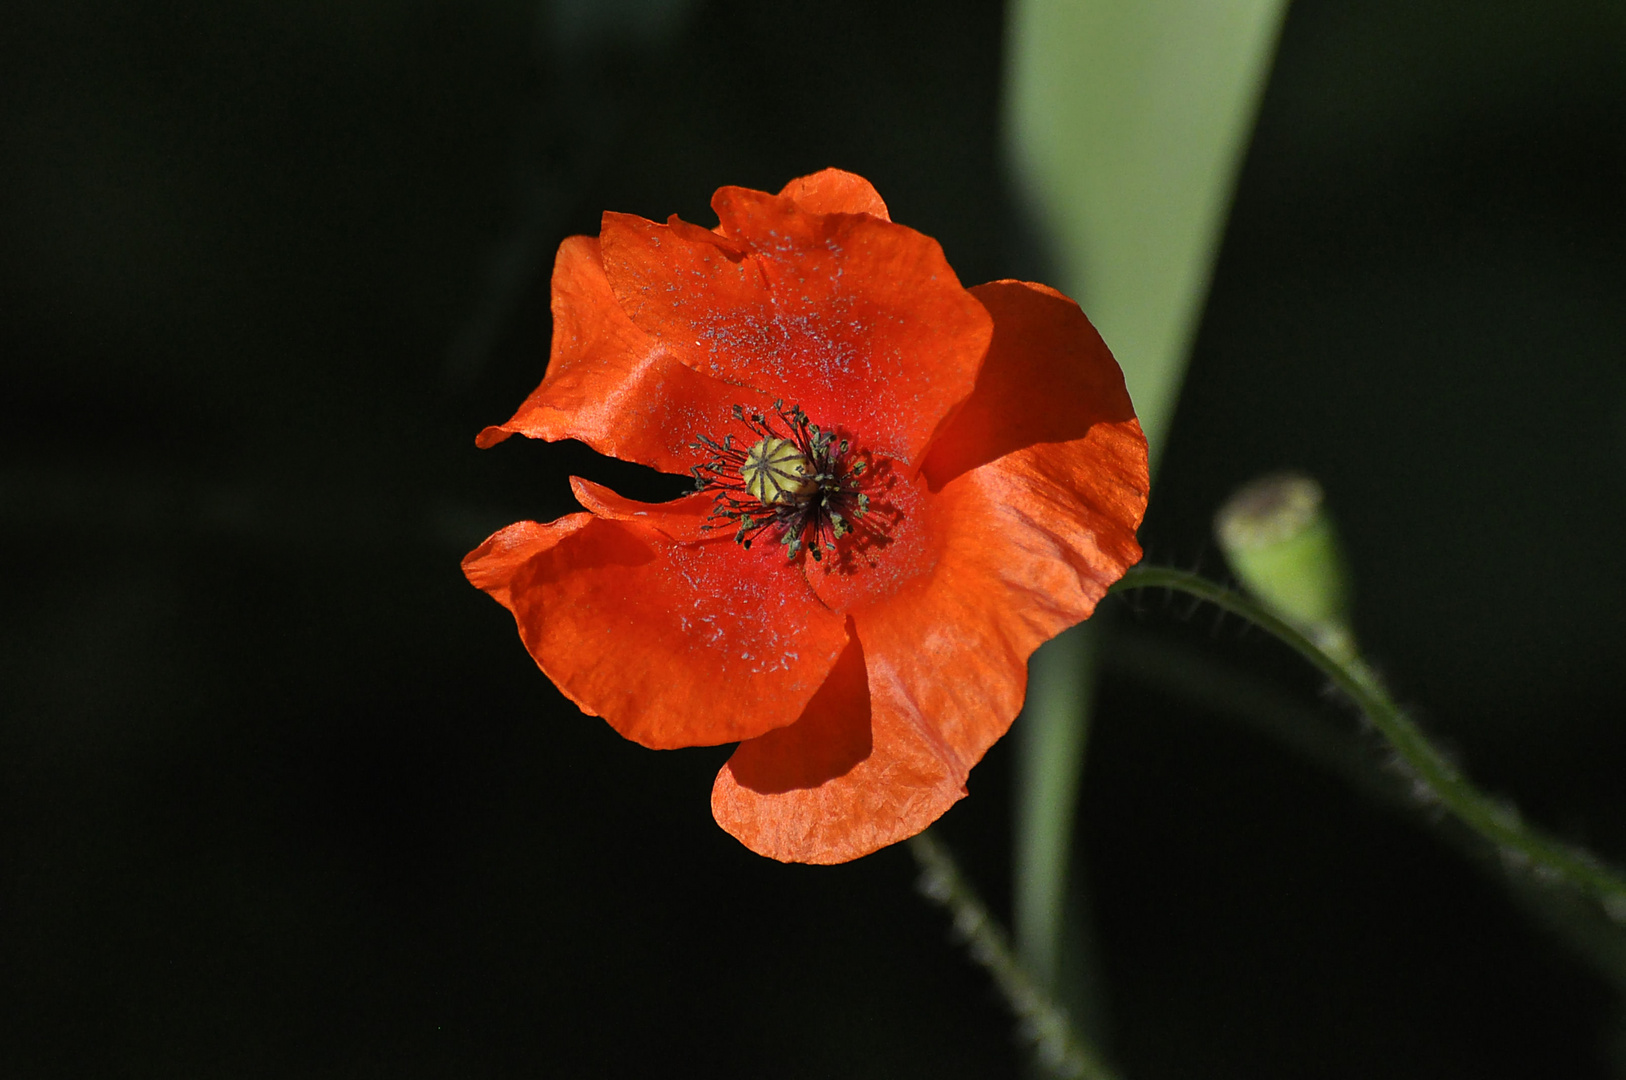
[598,191,991,467]
[921,280,1143,489]
[711,280,1148,863]
[462,514,849,750]
[475,235,771,474]
[711,627,965,865]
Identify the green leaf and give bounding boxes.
[1006,0,1291,461]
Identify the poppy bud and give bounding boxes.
[1214,471,1355,660]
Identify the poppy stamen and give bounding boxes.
[691,401,873,562]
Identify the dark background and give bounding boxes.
[3,0,1623,1075]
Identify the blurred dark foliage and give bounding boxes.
[1,0,1623,1076]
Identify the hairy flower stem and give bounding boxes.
[907,831,1122,1080]
[1111,565,1626,917]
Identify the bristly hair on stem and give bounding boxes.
[690,400,872,562]
[908,831,1124,1080]
[1110,564,1626,921]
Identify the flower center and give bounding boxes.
[741,437,817,506]
[691,401,872,562]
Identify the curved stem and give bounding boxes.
[1110,564,1626,915]
[907,832,1122,1080]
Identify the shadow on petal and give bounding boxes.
[923,280,1139,491]
[723,625,871,794]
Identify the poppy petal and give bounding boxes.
[777,169,891,220]
[567,476,713,543]
[476,235,770,474]
[711,628,966,865]
[462,515,849,750]
[853,285,1146,788]
[598,194,991,466]
[712,283,1149,864]
[921,280,1142,489]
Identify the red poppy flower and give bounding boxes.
[463,169,1148,864]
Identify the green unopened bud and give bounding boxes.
[1215,471,1355,660]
